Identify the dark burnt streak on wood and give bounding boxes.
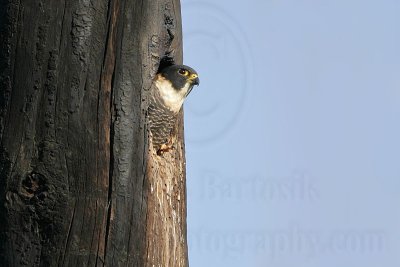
[0,0,188,266]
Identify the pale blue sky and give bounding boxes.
[182,1,400,266]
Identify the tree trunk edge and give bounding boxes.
[0,0,188,266]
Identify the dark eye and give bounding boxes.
[178,69,189,76]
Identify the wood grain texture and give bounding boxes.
[145,111,188,267]
[0,0,188,266]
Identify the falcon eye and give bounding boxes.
[178,69,189,76]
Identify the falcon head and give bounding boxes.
[160,64,200,93]
[155,64,200,112]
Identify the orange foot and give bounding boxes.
[157,143,174,156]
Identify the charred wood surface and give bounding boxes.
[0,0,188,266]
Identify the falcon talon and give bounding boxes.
[156,146,174,156]
[148,64,199,155]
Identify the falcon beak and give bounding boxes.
[189,73,200,86]
[185,79,199,97]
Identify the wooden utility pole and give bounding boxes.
[0,0,188,266]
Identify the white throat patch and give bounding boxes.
[155,74,190,113]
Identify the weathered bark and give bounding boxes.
[0,0,188,266]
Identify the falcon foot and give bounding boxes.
[157,143,174,156]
